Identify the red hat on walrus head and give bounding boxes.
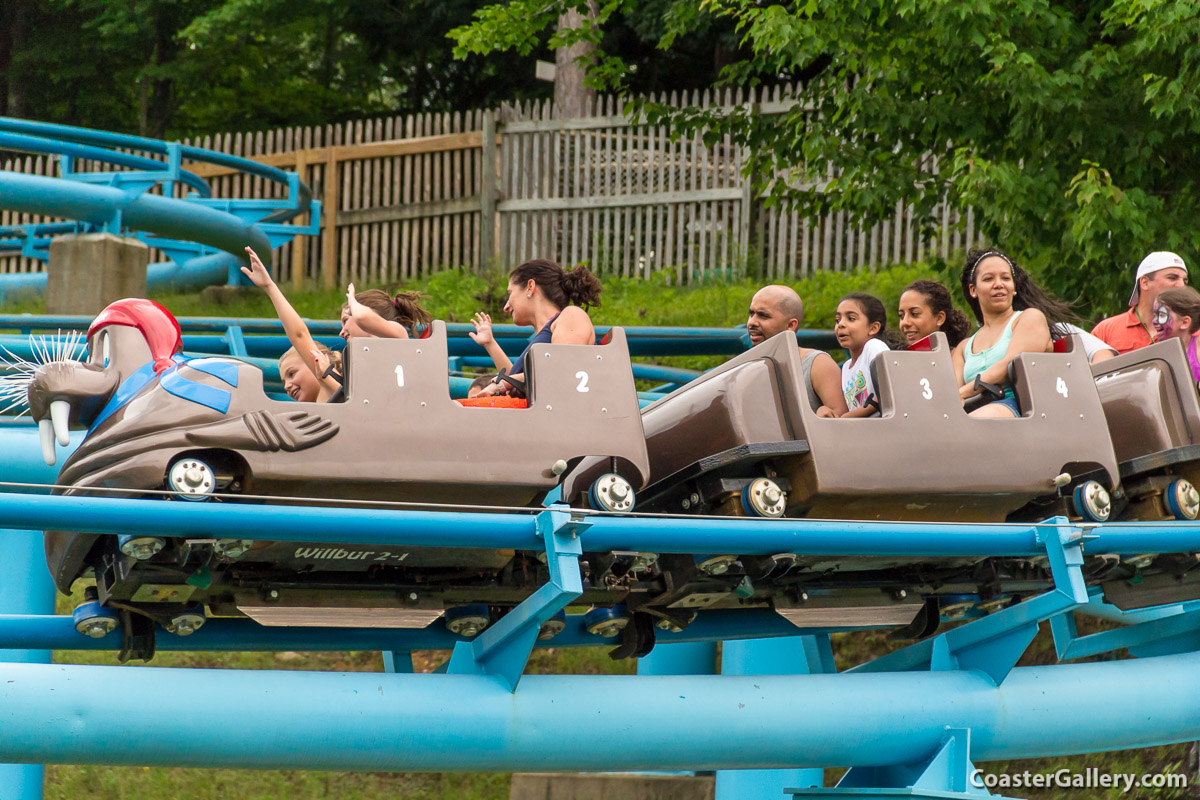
[88,298,183,373]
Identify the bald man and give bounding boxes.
[747,285,848,417]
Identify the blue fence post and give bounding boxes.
[716,637,829,799]
[0,529,54,800]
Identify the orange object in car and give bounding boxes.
[456,396,529,409]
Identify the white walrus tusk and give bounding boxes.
[38,418,56,466]
[50,399,71,446]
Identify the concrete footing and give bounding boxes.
[46,233,148,315]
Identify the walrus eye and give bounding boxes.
[101,333,110,368]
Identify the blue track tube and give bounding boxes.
[5,490,1195,557]
[0,492,1196,557]
[0,323,838,357]
[2,653,1200,770]
[0,117,302,191]
[0,171,271,265]
[0,132,210,195]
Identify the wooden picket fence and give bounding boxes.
[0,84,981,286]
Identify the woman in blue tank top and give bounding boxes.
[470,259,602,396]
[952,248,1074,418]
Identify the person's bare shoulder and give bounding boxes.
[556,305,591,324]
[809,350,838,373]
[1015,307,1048,328]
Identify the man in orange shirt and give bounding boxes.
[1092,252,1189,354]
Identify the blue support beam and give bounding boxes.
[640,642,718,676]
[1052,597,1200,661]
[795,728,995,799]
[717,637,831,799]
[850,519,1089,684]
[0,529,53,800]
[447,507,584,690]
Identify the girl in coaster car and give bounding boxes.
[834,293,894,418]
[469,258,602,397]
[341,283,432,340]
[1152,286,1200,387]
[897,280,970,349]
[280,343,340,402]
[242,247,342,402]
[953,248,1073,418]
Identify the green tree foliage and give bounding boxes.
[451,0,1200,318]
[0,0,743,140]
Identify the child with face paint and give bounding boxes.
[1153,286,1200,385]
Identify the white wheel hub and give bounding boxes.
[168,459,216,501]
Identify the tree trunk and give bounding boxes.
[0,0,33,118]
[143,5,179,139]
[554,3,598,119]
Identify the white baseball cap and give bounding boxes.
[1130,251,1188,306]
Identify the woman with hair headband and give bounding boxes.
[953,248,1072,418]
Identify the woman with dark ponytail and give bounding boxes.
[471,259,603,395]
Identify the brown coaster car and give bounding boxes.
[1090,339,1200,612]
[629,331,1120,523]
[557,333,1123,632]
[32,300,649,643]
[1091,338,1200,522]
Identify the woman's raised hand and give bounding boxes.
[240,246,274,289]
[469,312,495,347]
